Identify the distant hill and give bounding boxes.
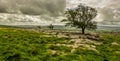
[0,24,120,32]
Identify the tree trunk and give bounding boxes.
[82,28,85,34]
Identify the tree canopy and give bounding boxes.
[62,4,97,34]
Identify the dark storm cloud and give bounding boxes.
[0,0,66,16]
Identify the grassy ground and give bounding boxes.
[0,28,120,61]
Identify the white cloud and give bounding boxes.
[66,0,120,25]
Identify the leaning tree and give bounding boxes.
[62,4,97,34]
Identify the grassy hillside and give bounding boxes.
[0,28,120,61]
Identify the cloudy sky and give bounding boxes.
[0,0,65,16]
[0,0,119,25]
[67,0,120,25]
[0,0,66,25]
